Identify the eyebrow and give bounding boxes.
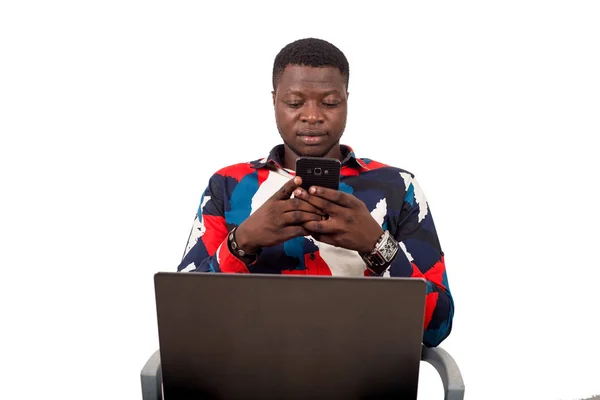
[285,89,342,97]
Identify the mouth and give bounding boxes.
[297,130,327,145]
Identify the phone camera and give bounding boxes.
[314,168,322,175]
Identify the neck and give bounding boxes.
[282,144,344,171]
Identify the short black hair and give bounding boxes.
[272,38,350,91]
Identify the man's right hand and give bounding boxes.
[234,176,323,254]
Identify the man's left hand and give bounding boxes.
[293,186,384,253]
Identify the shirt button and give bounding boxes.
[309,253,316,260]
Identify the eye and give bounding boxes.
[285,101,302,108]
[322,102,340,108]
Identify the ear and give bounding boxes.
[271,90,276,107]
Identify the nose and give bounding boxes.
[300,102,324,124]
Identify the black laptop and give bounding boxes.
[154,272,427,399]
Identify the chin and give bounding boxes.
[298,146,332,158]
[283,137,339,159]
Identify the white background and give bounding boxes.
[1,1,599,399]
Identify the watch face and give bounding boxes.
[380,235,399,262]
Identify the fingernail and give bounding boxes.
[294,189,302,196]
[294,176,301,184]
[309,187,316,194]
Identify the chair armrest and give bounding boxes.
[421,345,465,400]
[141,350,162,400]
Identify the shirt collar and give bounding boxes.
[251,144,370,171]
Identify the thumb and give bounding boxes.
[272,176,302,200]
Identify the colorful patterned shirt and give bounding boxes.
[177,144,454,347]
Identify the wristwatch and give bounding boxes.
[360,230,399,274]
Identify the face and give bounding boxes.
[272,65,348,170]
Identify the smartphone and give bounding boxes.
[295,157,341,191]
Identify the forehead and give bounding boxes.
[277,65,346,93]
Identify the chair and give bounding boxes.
[140,345,465,400]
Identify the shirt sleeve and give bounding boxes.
[176,173,251,274]
[385,173,454,348]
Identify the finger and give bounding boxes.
[305,186,355,208]
[271,176,302,201]
[292,187,338,214]
[278,225,310,242]
[302,219,338,234]
[281,211,324,226]
[282,197,327,215]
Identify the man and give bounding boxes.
[177,38,454,347]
